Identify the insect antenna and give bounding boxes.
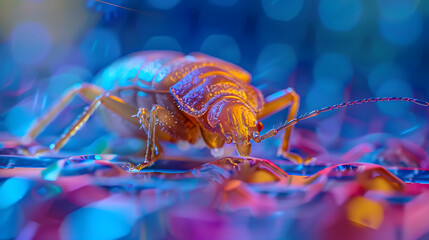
[93,0,153,15]
[259,97,429,141]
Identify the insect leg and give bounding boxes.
[48,93,141,153]
[257,88,310,164]
[145,105,160,167]
[144,105,175,166]
[132,104,196,170]
[129,107,164,171]
[23,83,105,144]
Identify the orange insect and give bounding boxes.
[21,51,301,169]
[21,51,429,170]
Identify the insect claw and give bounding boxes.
[128,162,151,172]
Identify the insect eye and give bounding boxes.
[257,122,263,132]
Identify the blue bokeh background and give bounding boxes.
[0,0,428,155]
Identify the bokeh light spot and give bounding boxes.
[143,36,182,51]
[319,0,362,31]
[368,62,405,95]
[48,73,83,99]
[306,79,344,112]
[80,28,121,69]
[379,0,419,20]
[9,22,52,65]
[5,106,37,137]
[55,65,93,82]
[313,53,353,84]
[255,43,296,82]
[209,0,239,7]
[0,49,20,91]
[200,34,241,64]
[346,197,384,229]
[0,205,24,239]
[261,0,304,21]
[146,0,180,10]
[0,178,32,209]
[61,207,134,240]
[376,79,413,116]
[379,11,422,46]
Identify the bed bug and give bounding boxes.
[21,51,429,171]
[21,51,302,169]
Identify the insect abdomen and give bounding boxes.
[93,51,252,95]
[93,51,184,91]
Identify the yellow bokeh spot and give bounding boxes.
[346,196,384,229]
[246,169,279,183]
[364,176,400,192]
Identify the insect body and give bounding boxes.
[23,51,429,170]
[23,51,301,170]
[94,51,265,157]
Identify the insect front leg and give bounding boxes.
[130,106,164,171]
[132,104,200,171]
[257,88,311,164]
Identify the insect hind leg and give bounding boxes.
[22,83,104,144]
[22,86,141,155]
[50,93,142,153]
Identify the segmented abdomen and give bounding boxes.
[93,51,183,92]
